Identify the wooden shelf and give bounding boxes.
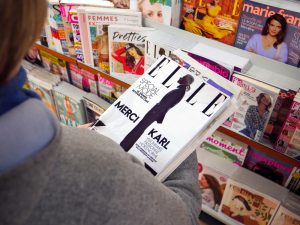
[217,126,300,168]
[34,43,130,89]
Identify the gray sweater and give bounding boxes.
[0,99,201,225]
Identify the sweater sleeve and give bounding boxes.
[163,151,202,225]
[10,126,202,225]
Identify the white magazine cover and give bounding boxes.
[227,73,280,141]
[108,24,155,84]
[220,178,281,225]
[270,205,300,225]
[78,6,141,72]
[92,55,234,180]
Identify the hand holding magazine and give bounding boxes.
[92,55,241,181]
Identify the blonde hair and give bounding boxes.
[0,0,48,84]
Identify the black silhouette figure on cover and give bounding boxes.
[120,74,195,152]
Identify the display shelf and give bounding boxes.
[217,126,300,168]
[201,205,240,225]
[34,43,130,89]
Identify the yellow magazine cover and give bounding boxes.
[180,0,244,45]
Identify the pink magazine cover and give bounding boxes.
[274,94,300,153]
[243,146,294,186]
[97,75,126,104]
[264,89,296,143]
[69,63,98,95]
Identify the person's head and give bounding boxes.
[177,74,194,91]
[125,43,143,68]
[50,63,62,75]
[256,93,272,111]
[200,174,223,205]
[229,195,251,217]
[138,0,163,23]
[158,48,165,56]
[262,14,287,48]
[0,0,48,85]
[184,8,195,20]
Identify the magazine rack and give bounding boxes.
[34,17,300,168]
[34,13,300,223]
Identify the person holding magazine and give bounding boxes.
[240,93,272,139]
[245,14,288,63]
[112,43,145,75]
[0,1,201,225]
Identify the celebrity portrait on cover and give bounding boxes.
[138,0,163,23]
[240,93,272,139]
[199,173,223,210]
[112,43,145,75]
[245,13,288,63]
[120,74,195,151]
